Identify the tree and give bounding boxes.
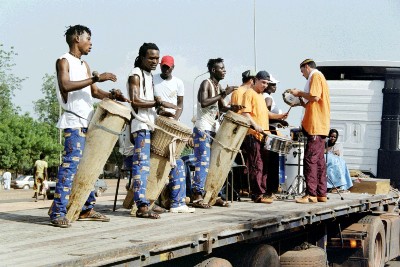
[0,44,25,117]
[33,73,59,125]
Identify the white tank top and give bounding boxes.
[128,67,157,133]
[195,79,220,132]
[56,53,93,129]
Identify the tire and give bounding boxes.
[22,185,30,190]
[280,246,327,267]
[194,257,232,267]
[358,215,386,267]
[242,244,280,267]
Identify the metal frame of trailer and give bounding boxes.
[0,192,398,266]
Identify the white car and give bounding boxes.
[10,175,34,189]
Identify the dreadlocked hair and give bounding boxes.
[207,58,224,72]
[134,43,160,68]
[65,25,91,45]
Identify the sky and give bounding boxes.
[1,0,400,132]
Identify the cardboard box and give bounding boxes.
[350,178,390,194]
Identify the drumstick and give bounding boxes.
[287,106,292,113]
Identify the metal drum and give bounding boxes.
[285,142,304,189]
[264,134,293,155]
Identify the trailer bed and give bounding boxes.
[0,192,398,266]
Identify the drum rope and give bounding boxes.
[65,109,125,136]
[201,130,245,166]
[131,111,189,167]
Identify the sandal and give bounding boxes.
[78,209,110,222]
[214,198,230,207]
[152,204,168,214]
[192,199,212,209]
[50,217,71,228]
[136,207,160,219]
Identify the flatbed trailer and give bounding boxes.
[1,191,399,266]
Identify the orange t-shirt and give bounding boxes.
[230,86,247,114]
[241,88,269,141]
[302,71,330,136]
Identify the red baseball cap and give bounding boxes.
[160,55,174,67]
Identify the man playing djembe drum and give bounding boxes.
[128,43,180,219]
[192,58,236,208]
[50,25,129,228]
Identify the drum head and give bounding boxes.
[282,89,302,107]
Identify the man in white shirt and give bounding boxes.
[49,25,129,228]
[154,55,194,213]
[3,171,11,190]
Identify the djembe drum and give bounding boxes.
[124,116,192,215]
[66,99,131,222]
[203,111,250,206]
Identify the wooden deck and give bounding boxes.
[0,192,398,267]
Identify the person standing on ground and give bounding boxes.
[192,58,236,208]
[3,171,11,190]
[154,55,195,213]
[241,71,274,204]
[128,43,179,219]
[33,153,48,201]
[49,25,129,228]
[290,59,330,204]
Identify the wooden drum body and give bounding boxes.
[203,111,250,205]
[66,99,131,222]
[147,116,192,208]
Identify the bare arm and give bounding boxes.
[128,75,179,110]
[56,59,118,102]
[174,96,184,120]
[268,111,288,120]
[290,89,320,102]
[265,97,273,111]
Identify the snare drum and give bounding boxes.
[264,134,293,155]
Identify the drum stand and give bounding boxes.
[279,134,306,199]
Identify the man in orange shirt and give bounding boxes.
[290,59,330,204]
[241,71,274,204]
[230,70,256,112]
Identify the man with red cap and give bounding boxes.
[153,55,195,213]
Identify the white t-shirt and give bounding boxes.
[56,53,94,129]
[153,74,184,115]
[127,67,157,133]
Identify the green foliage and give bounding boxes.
[0,44,62,172]
[34,73,60,125]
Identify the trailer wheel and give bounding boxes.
[280,246,327,267]
[242,244,280,267]
[194,257,232,267]
[358,215,386,267]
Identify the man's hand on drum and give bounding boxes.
[111,89,131,103]
[252,124,264,133]
[230,105,245,112]
[289,89,301,97]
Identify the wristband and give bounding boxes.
[109,89,116,100]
